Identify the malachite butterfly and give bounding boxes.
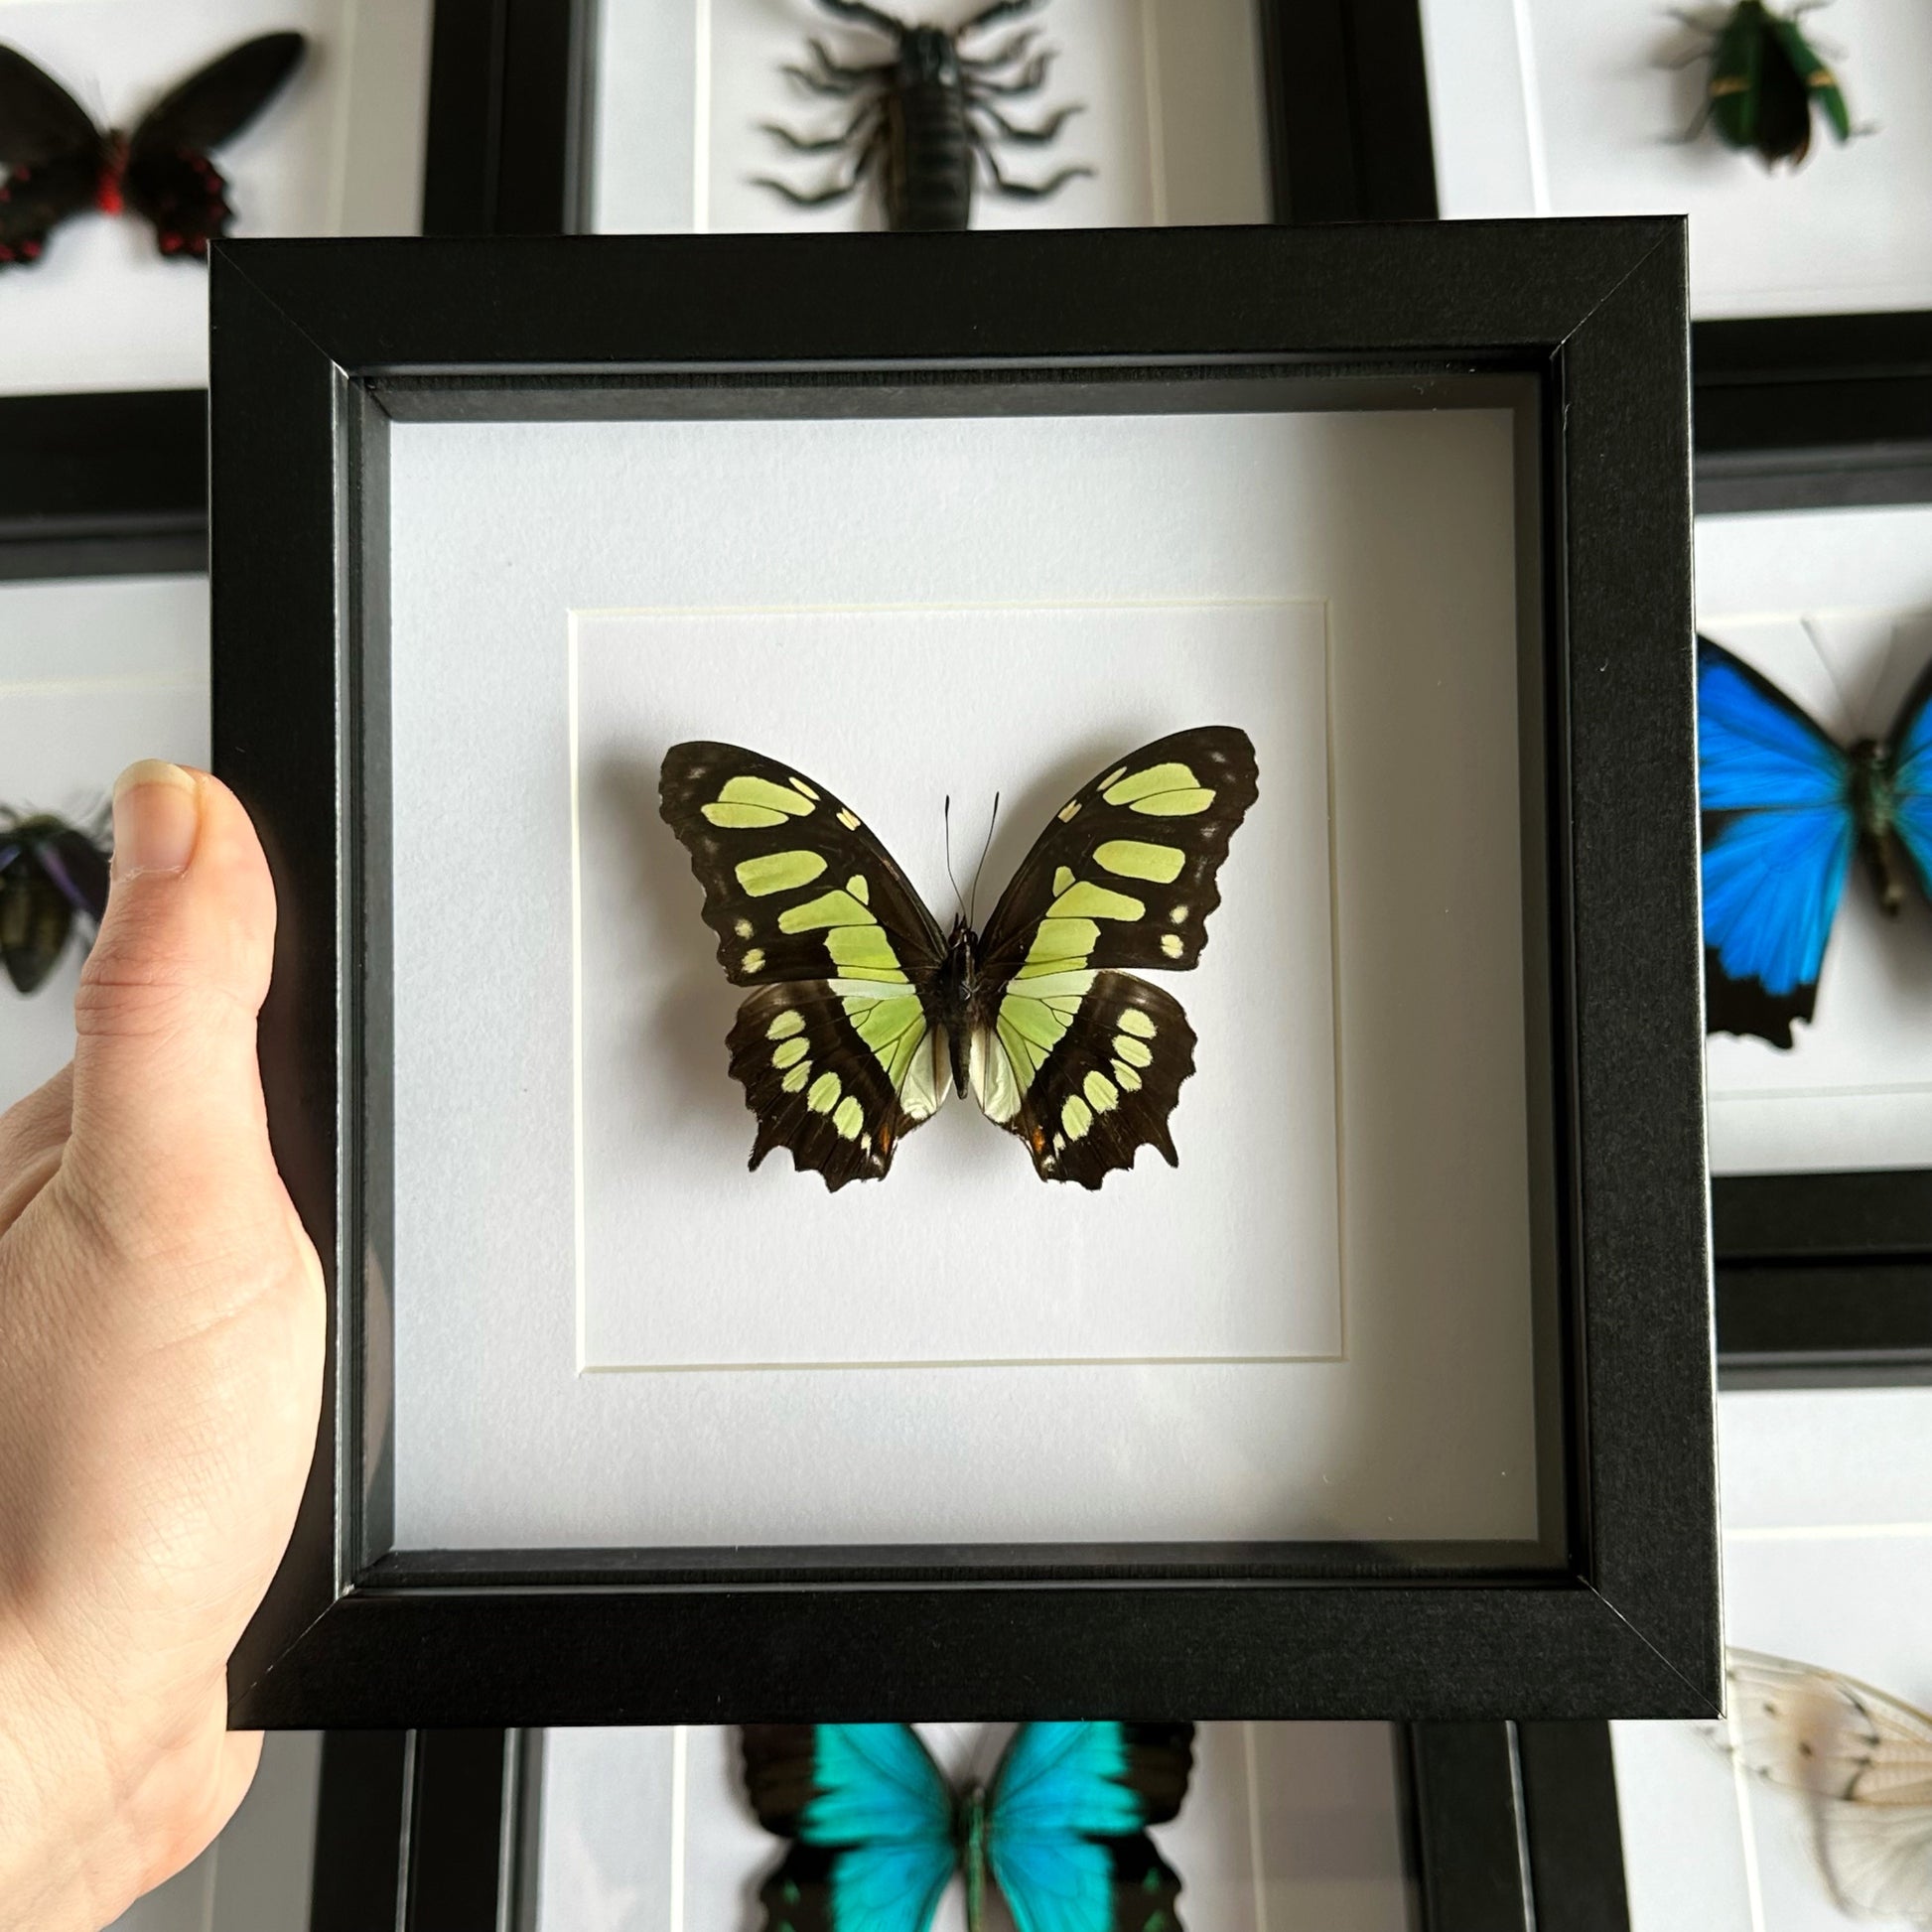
[659,726,1258,1189]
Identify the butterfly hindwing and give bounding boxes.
[1697,637,1856,1045]
[743,1725,958,1932]
[124,32,305,257]
[1888,653,1932,905]
[1725,1650,1932,1922]
[978,727,1258,985]
[974,971,1194,1188]
[0,44,100,265]
[728,980,940,1189]
[987,1722,1195,1932]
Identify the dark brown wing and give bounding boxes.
[0,44,101,265]
[660,741,946,990]
[977,725,1258,982]
[727,979,941,1190]
[974,971,1195,1188]
[124,33,305,256]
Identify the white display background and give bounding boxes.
[592,0,1269,233]
[386,404,1539,1550]
[0,0,434,394]
[1697,503,1932,1174]
[0,574,207,1112]
[533,1722,1412,1932]
[1615,1387,1932,1932]
[576,600,1339,1370]
[1421,0,1932,319]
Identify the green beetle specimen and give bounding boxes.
[1674,1,1853,167]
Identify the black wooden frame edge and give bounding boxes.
[313,1721,1624,1932]
[1694,434,1932,1383]
[209,218,1714,1725]
[478,0,1438,233]
[0,389,207,581]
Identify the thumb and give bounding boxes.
[67,762,280,1230]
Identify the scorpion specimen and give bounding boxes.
[755,0,1092,231]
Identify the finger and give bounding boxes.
[66,764,279,1227]
[0,1062,72,1230]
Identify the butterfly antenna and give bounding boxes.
[943,794,965,923]
[967,793,1001,928]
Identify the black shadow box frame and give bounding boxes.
[457,0,1438,234]
[1694,384,1932,1386]
[209,216,1714,1726]
[307,1722,1629,1932]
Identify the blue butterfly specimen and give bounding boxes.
[1699,635,1932,1046]
[739,1721,1195,1932]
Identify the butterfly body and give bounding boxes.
[741,1721,1195,1932]
[1697,637,1932,1046]
[0,33,305,266]
[661,727,1257,1188]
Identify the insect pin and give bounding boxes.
[0,33,306,267]
[755,0,1092,232]
[0,810,110,995]
[1667,1,1854,167]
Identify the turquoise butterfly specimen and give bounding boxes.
[1698,636,1932,1046]
[660,728,1257,1189]
[739,1722,1195,1932]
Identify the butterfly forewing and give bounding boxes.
[978,727,1258,983]
[1725,1651,1932,1922]
[1697,637,1857,1045]
[742,1725,958,1932]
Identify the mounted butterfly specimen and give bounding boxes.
[1723,1649,1932,1922]
[1669,1,1853,167]
[0,810,109,995]
[0,33,306,268]
[1698,636,1932,1047]
[660,728,1257,1190]
[741,1721,1196,1932]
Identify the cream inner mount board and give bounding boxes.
[385,405,1539,1549]
[573,599,1338,1370]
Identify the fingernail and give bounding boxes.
[111,761,202,879]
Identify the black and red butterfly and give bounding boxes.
[0,32,305,268]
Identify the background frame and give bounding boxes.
[1695,373,1932,1386]
[463,0,1438,233]
[307,1722,1629,1932]
[208,218,1715,1726]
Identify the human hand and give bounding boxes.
[0,762,325,1932]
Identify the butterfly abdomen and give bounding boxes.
[1851,741,1909,914]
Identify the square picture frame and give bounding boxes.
[307,1721,1628,1932]
[1694,379,1932,1385]
[209,217,1715,1726]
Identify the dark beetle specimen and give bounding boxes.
[755,0,1091,231]
[0,810,109,994]
[1669,1,1852,167]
